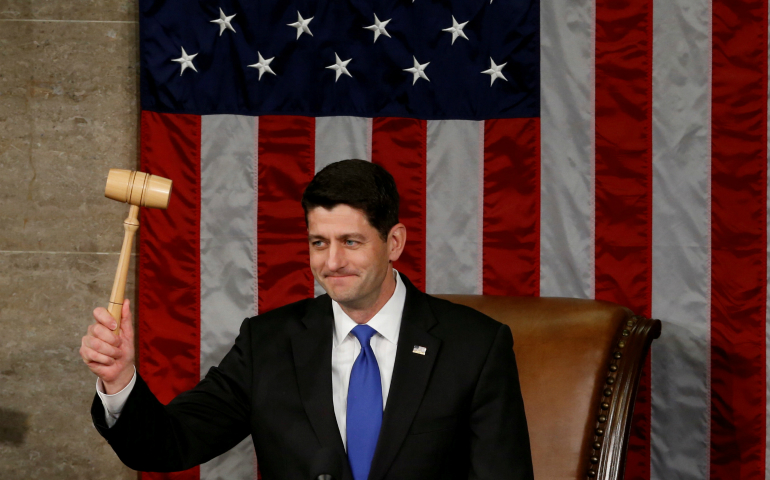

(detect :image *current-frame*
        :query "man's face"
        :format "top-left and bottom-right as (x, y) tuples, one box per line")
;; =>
(308, 205), (401, 311)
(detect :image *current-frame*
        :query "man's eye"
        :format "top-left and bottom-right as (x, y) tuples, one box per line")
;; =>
(311, 241), (325, 248)
(345, 240), (358, 246)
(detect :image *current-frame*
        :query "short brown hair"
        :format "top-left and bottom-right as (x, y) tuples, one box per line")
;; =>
(301, 159), (400, 240)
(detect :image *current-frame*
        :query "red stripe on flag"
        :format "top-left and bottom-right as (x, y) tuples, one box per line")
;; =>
(138, 111), (201, 480)
(594, 0), (654, 477)
(372, 117), (427, 291)
(482, 118), (540, 297)
(257, 115), (315, 313)
(710, 0), (768, 475)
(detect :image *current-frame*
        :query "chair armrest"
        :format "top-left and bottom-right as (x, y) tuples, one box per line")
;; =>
(588, 315), (661, 480)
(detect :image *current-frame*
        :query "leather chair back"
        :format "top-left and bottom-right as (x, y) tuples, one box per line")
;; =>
(435, 295), (661, 480)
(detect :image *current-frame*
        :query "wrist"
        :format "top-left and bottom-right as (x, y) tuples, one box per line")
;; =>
(103, 365), (135, 395)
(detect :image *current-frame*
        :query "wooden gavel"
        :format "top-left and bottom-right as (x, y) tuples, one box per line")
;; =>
(104, 169), (172, 334)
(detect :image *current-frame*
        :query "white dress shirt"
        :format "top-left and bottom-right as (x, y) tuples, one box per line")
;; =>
(96, 366), (136, 428)
(331, 270), (405, 449)
(97, 270), (407, 449)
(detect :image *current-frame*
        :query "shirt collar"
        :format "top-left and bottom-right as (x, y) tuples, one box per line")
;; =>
(332, 269), (406, 347)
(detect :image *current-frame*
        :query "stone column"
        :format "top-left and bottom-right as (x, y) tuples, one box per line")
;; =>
(0, 1), (140, 478)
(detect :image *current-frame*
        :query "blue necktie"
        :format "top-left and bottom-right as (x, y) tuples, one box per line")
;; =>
(346, 324), (383, 480)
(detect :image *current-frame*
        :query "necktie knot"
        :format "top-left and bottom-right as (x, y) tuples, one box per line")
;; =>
(351, 324), (377, 346)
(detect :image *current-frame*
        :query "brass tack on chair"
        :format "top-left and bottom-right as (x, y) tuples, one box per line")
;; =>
(606, 376), (615, 385)
(598, 415), (607, 423)
(601, 402), (609, 410)
(590, 456), (599, 464)
(595, 428), (604, 436)
(627, 319), (635, 327)
(618, 341), (626, 348)
(622, 329), (630, 336)
(613, 351), (622, 359)
(593, 442), (602, 450)
(587, 469), (597, 478)
(603, 388), (613, 397)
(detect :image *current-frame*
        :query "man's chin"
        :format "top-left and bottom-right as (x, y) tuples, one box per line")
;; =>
(323, 275), (355, 289)
(325, 288), (353, 303)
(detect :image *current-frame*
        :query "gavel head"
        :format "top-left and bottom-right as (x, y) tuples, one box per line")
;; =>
(105, 169), (172, 209)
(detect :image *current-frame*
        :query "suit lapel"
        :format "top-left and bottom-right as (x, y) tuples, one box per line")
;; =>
(291, 295), (347, 461)
(369, 275), (441, 480)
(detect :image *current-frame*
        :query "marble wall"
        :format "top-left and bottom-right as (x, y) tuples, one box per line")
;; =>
(1, 1), (139, 478)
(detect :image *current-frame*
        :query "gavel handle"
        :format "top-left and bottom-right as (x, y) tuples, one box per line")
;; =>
(108, 204), (140, 335)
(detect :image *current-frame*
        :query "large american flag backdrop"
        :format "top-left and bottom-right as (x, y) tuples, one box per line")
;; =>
(134, 0), (768, 478)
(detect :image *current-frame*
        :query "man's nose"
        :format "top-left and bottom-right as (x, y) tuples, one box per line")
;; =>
(326, 242), (346, 271)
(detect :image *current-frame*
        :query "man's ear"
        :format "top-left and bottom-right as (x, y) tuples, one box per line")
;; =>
(387, 223), (407, 263)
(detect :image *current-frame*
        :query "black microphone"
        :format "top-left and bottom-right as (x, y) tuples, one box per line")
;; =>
(310, 447), (343, 480)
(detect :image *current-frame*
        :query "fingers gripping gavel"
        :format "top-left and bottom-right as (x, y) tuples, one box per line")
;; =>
(104, 169), (172, 334)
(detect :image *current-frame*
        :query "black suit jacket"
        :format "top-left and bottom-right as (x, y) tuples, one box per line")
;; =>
(93, 274), (534, 480)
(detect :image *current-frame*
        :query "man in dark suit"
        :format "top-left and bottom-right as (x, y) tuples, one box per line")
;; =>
(80, 160), (534, 480)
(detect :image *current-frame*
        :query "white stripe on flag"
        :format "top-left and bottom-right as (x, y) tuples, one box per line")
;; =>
(425, 120), (483, 294)
(650, 1), (712, 477)
(316, 116), (372, 167)
(314, 117), (373, 297)
(200, 114), (257, 480)
(539, 0), (595, 298)
(200, 114), (257, 374)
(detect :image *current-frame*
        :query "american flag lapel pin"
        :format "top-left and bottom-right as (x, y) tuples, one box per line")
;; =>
(412, 345), (427, 355)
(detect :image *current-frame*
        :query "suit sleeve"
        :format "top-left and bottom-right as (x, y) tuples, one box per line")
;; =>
(468, 324), (534, 480)
(91, 317), (254, 472)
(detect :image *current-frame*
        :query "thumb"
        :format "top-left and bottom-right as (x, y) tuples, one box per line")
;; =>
(121, 299), (135, 340)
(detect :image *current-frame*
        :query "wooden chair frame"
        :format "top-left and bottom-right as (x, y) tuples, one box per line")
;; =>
(435, 295), (661, 480)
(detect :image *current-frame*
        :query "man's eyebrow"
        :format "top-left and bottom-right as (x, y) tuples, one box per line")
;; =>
(308, 233), (366, 241)
(337, 233), (366, 241)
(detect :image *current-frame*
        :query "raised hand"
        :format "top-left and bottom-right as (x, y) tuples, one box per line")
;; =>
(80, 299), (136, 394)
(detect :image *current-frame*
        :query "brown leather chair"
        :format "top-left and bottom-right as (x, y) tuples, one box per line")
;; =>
(435, 295), (661, 480)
